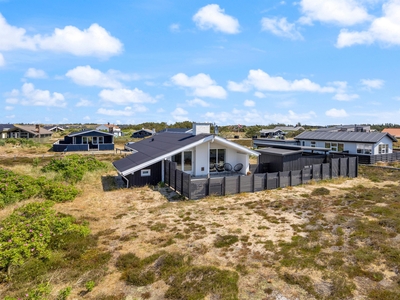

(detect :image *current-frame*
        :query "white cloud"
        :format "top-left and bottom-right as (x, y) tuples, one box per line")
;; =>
(170, 23), (180, 32)
(299, 0), (371, 26)
(0, 14), (123, 58)
(66, 66), (129, 88)
(0, 13), (36, 51)
(171, 107), (189, 121)
(264, 110), (317, 124)
(5, 106), (13, 110)
(337, 0), (400, 47)
(6, 83), (66, 107)
(325, 108), (349, 117)
(254, 91), (266, 98)
(0, 53), (4, 66)
(186, 98), (210, 107)
(97, 107), (134, 117)
(227, 80), (250, 92)
(193, 4), (240, 34)
(99, 88), (157, 105)
(244, 99), (255, 107)
(83, 116), (91, 120)
(261, 17), (303, 40)
(171, 73), (227, 99)
(76, 98), (92, 107)
(360, 78), (384, 89)
(24, 68), (47, 79)
(6, 114), (15, 119)
(333, 93), (359, 101)
(229, 69), (335, 93)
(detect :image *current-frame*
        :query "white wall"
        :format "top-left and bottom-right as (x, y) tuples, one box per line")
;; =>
(193, 123), (210, 135)
(194, 142), (209, 176)
(373, 135), (393, 154)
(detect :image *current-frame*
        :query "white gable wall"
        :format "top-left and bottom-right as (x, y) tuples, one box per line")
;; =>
(194, 142), (209, 176)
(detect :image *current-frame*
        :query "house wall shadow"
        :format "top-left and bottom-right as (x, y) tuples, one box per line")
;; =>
(101, 175), (125, 191)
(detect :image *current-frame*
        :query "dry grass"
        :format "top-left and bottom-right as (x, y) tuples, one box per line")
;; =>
(2, 151), (400, 299)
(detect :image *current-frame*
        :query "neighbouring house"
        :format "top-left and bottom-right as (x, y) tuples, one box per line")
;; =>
(0, 124), (16, 139)
(96, 123), (122, 137)
(260, 126), (304, 138)
(315, 124), (370, 133)
(382, 128), (400, 139)
(158, 128), (193, 134)
(131, 128), (154, 139)
(6, 124), (52, 141)
(294, 131), (397, 155)
(53, 130), (114, 152)
(44, 125), (65, 132)
(113, 123), (260, 187)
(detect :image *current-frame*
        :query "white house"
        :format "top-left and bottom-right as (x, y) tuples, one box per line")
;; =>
(295, 131), (397, 155)
(96, 123), (122, 137)
(113, 123), (260, 187)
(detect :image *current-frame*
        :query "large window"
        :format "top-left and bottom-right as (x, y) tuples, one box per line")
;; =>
(210, 149), (225, 166)
(183, 151), (192, 171)
(171, 151), (192, 172)
(325, 142), (344, 152)
(311, 141), (316, 147)
(93, 136), (104, 144)
(379, 144), (388, 154)
(357, 144), (372, 154)
(171, 153), (182, 170)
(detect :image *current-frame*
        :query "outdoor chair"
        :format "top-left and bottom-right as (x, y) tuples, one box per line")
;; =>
(216, 163), (225, 172)
(210, 163), (217, 172)
(233, 163), (243, 173)
(223, 163), (233, 172)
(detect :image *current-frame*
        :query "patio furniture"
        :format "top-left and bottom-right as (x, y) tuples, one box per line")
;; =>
(216, 163), (225, 172)
(233, 163), (243, 173)
(223, 163), (233, 172)
(210, 163), (217, 172)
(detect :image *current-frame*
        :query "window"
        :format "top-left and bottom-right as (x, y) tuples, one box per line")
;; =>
(311, 141), (316, 147)
(325, 142), (331, 149)
(357, 144), (372, 154)
(141, 169), (151, 177)
(210, 149), (225, 166)
(183, 151), (192, 171)
(379, 144), (388, 154)
(171, 153), (182, 170)
(331, 143), (338, 152)
(338, 143), (344, 152)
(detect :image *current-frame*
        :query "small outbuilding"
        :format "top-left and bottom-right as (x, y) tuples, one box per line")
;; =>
(131, 128), (154, 138)
(53, 130), (114, 152)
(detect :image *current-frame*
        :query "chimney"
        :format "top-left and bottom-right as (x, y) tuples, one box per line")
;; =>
(192, 122), (210, 135)
(35, 124), (40, 132)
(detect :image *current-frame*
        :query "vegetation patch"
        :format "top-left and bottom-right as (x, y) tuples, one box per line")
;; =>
(214, 235), (239, 248)
(0, 168), (79, 207)
(116, 252), (239, 299)
(41, 154), (108, 183)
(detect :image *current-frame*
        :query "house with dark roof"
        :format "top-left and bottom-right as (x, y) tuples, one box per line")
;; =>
(53, 130), (114, 152)
(44, 125), (65, 132)
(6, 125), (52, 141)
(158, 128), (193, 134)
(0, 124), (16, 139)
(113, 123), (260, 187)
(96, 123), (122, 137)
(294, 131), (397, 155)
(131, 128), (154, 139)
(315, 125), (370, 133)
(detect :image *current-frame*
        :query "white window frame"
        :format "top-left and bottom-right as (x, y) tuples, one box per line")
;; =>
(141, 169), (151, 177)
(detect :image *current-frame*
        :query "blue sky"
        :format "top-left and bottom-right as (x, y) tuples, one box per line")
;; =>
(0, 0), (399, 126)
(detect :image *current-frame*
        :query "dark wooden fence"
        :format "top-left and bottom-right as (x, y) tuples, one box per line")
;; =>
(331, 152), (400, 165)
(164, 157), (358, 200)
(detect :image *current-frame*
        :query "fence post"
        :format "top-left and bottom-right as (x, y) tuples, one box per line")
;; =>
(174, 169), (177, 191)
(207, 177), (210, 196)
(252, 174), (255, 192)
(188, 174), (191, 199)
(265, 173), (268, 190)
(181, 172), (184, 194)
(301, 169), (304, 185)
(238, 175), (241, 194)
(223, 176), (226, 196)
(278, 172), (281, 188)
(289, 171), (292, 187)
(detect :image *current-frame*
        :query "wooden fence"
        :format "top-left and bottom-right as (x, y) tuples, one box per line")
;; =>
(164, 157), (357, 200)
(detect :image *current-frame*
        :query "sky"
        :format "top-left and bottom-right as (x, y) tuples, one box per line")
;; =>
(0, 0), (400, 126)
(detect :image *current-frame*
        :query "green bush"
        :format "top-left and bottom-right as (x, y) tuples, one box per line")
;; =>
(311, 187), (330, 196)
(42, 154), (107, 183)
(0, 168), (79, 207)
(0, 202), (90, 273)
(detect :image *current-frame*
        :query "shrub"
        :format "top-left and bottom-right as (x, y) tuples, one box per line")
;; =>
(0, 202), (90, 273)
(42, 155), (107, 183)
(311, 187), (330, 196)
(213, 235), (239, 248)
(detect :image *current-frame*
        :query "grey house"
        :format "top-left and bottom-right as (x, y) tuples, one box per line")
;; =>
(53, 130), (114, 152)
(294, 131), (397, 155)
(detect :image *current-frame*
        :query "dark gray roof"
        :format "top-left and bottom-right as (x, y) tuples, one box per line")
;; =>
(257, 148), (303, 156)
(0, 124), (15, 132)
(113, 132), (212, 174)
(295, 131), (397, 143)
(158, 128), (192, 133)
(68, 129), (114, 137)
